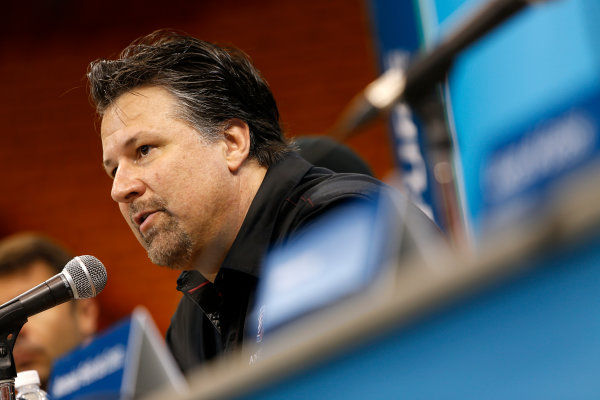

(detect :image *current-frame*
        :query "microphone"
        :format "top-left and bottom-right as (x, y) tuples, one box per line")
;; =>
(0, 255), (107, 329)
(329, 0), (553, 138)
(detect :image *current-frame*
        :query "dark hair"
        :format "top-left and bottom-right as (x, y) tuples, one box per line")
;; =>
(87, 29), (291, 166)
(0, 233), (73, 276)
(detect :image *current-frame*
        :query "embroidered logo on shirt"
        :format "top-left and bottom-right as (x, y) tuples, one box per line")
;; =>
(206, 312), (221, 332)
(249, 306), (265, 365)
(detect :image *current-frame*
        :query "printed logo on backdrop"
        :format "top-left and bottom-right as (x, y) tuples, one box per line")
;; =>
(385, 49), (435, 221)
(51, 344), (127, 398)
(481, 109), (599, 230)
(49, 317), (131, 400)
(368, 0), (439, 226)
(49, 307), (188, 400)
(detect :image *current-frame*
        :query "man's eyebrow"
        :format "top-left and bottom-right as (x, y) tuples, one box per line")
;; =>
(103, 136), (140, 169)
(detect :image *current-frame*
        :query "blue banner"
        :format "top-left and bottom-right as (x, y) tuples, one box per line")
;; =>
(48, 307), (186, 400)
(415, 0), (600, 239)
(370, 0), (600, 242)
(49, 317), (130, 399)
(367, 0), (440, 226)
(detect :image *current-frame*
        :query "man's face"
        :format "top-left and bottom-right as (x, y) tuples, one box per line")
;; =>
(0, 261), (91, 386)
(101, 86), (236, 269)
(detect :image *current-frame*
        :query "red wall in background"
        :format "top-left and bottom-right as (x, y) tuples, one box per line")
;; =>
(0, 0), (395, 335)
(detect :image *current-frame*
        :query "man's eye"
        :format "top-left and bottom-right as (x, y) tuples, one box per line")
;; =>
(139, 145), (151, 156)
(111, 167), (118, 178)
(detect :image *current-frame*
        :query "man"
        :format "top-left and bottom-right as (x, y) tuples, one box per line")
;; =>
(88, 30), (438, 373)
(0, 233), (99, 389)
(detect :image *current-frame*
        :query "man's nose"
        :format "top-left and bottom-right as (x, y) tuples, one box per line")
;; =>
(111, 165), (146, 203)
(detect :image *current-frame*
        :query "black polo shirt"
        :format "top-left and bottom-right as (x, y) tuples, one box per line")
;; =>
(166, 152), (389, 373)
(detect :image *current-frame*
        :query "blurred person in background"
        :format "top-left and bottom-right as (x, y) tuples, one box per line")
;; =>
(0, 233), (99, 389)
(295, 135), (374, 177)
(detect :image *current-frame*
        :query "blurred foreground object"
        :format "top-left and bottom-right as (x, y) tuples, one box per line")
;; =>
(49, 307), (187, 400)
(15, 370), (48, 400)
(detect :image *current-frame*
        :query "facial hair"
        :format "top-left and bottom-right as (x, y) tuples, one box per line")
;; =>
(129, 198), (193, 269)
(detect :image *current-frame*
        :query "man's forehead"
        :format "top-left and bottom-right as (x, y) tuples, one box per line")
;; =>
(100, 87), (177, 139)
(100, 95), (143, 136)
(0, 261), (55, 303)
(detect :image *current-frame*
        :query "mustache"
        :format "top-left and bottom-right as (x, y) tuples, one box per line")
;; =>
(128, 197), (169, 224)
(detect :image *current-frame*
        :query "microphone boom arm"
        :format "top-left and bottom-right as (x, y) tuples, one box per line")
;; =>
(330, 0), (547, 138)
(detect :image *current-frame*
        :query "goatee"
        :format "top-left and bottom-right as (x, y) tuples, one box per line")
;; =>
(129, 199), (193, 269)
(143, 215), (193, 269)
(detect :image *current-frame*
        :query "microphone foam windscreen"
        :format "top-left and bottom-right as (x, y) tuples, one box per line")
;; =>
(64, 255), (108, 299)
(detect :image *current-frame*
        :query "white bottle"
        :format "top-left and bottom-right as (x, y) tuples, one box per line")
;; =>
(14, 370), (49, 400)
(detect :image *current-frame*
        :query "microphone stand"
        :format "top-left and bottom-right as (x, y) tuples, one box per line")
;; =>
(410, 88), (466, 249)
(0, 321), (25, 400)
(0, 298), (28, 400)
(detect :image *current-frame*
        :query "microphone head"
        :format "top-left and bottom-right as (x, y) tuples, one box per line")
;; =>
(63, 256), (107, 299)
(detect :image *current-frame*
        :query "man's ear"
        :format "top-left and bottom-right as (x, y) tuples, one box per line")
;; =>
(223, 118), (251, 172)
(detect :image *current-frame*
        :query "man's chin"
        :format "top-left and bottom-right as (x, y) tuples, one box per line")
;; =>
(17, 360), (49, 382)
(146, 237), (192, 269)
(134, 219), (193, 268)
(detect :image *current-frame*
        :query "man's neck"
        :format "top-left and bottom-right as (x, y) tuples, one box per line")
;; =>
(194, 160), (268, 282)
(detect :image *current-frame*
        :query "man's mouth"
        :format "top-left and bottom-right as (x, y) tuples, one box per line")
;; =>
(134, 211), (154, 226)
(129, 199), (169, 235)
(132, 209), (163, 234)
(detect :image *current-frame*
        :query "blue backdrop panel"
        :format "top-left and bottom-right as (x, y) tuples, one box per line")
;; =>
(370, 0), (600, 241)
(416, 0), (600, 238)
(367, 0), (440, 225)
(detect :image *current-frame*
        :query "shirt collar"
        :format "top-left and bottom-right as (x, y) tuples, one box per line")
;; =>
(176, 152), (311, 291)
(220, 151), (312, 276)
